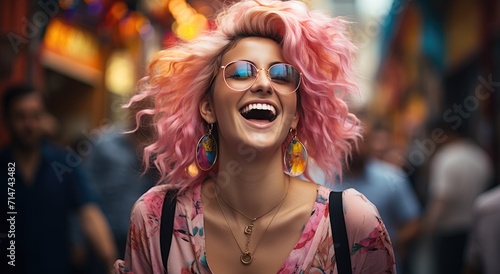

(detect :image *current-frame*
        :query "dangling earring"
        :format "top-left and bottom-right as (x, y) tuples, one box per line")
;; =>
(284, 128), (308, 177)
(196, 123), (218, 171)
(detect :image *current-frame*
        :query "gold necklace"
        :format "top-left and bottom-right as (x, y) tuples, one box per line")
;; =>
(214, 179), (289, 265)
(217, 180), (289, 233)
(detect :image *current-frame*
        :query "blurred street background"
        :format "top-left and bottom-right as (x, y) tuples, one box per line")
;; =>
(1, 0), (499, 273)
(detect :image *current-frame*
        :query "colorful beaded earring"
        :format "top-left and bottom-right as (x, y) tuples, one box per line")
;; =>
(283, 128), (308, 176)
(196, 123), (218, 171)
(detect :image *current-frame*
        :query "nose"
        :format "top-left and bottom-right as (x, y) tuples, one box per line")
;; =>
(251, 68), (273, 94)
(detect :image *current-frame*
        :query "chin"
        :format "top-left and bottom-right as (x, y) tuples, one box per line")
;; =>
(242, 136), (283, 152)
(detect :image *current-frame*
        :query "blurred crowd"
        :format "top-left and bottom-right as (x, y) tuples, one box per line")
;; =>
(0, 85), (155, 274)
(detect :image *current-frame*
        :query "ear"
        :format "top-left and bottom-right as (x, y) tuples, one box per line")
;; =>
(291, 111), (299, 129)
(199, 95), (217, 124)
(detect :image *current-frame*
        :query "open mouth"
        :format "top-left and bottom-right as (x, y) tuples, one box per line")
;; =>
(240, 103), (277, 122)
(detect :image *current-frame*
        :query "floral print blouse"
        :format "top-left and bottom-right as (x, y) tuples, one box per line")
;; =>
(114, 183), (396, 273)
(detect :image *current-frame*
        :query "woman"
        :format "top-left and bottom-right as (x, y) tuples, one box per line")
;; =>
(115, 0), (395, 273)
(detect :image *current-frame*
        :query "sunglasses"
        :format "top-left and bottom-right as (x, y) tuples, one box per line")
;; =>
(218, 60), (302, 94)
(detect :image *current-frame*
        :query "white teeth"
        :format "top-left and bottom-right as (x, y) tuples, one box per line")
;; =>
(241, 103), (276, 116)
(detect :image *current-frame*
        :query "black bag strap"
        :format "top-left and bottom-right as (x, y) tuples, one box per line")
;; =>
(160, 189), (178, 274)
(330, 191), (352, 274)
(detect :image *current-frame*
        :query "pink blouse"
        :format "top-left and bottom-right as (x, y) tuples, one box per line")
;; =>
(115, 184), (396, 273)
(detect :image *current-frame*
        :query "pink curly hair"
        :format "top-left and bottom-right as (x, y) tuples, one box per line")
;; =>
(130, 0), (360, 192)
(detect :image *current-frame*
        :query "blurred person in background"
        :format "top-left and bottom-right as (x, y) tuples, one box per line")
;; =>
(369, 123), (410, 169)
(0, 85), (117, 274)
(422, 121), (493, 274)
(332, 125), (422, 274)
(464, 185), (500, 274)
(72, 99), (156, 273)
(368, 123), (392, 161)
(85, 99), (156, 259)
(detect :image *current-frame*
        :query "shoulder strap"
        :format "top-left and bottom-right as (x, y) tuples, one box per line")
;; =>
(330, 191), (352, 274)
(160, 188), (178, 274)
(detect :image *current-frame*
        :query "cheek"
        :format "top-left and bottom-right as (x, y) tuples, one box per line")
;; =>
(212, 87), (240, 113)
(282, 96), (298, 116)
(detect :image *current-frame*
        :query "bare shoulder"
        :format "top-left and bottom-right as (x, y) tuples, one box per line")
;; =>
(290, 177), (319, 194)
(285, 177), (321, 212)
(273, 178), (321, 238)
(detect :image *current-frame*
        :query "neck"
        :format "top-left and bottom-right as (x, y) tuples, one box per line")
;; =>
(212, 147), (289, 218)
(12, 143), (40, 159)
(12, 143), (41, 186)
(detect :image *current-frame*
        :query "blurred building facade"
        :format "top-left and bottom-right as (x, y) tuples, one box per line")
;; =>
(0, 0), (220, 146)
(371, 0), (500, 201)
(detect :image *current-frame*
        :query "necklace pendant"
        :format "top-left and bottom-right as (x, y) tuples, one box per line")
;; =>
(240, 251), (253, 265)
(244, 224), (254, 235)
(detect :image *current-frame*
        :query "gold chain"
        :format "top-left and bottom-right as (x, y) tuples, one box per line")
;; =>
(216, 180), (289, 222)
(214, 177), (289, 265)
